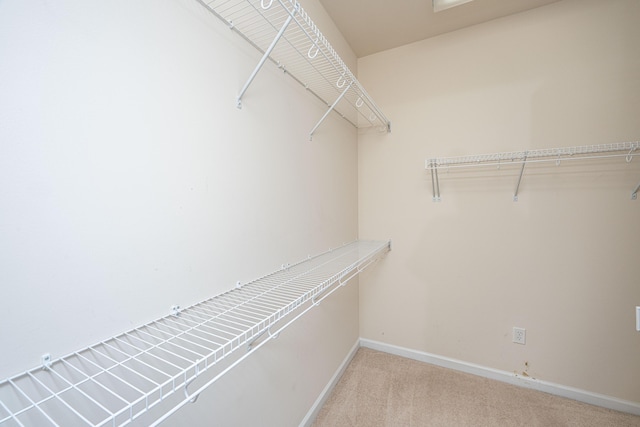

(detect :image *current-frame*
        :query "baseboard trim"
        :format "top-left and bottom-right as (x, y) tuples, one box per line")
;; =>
(299, 338), (361, 427)
(360, 338), (640, 416)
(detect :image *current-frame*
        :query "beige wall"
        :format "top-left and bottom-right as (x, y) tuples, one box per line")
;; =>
(358, 0), (640, 403)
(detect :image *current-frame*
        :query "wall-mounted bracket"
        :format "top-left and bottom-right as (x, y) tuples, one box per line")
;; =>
(429, 160), (441, 202)
(41, 353), (52, 370)
(171, 305), (181, 317)
(513, 152), (528, 202)
(236, 6), (297, 109)
(309, 81), (352, 140)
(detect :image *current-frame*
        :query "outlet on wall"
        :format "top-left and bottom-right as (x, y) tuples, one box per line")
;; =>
(513, 327), (526, 345)
(636, 307), (640, 332)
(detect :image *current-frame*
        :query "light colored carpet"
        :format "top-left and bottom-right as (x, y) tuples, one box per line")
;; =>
(312, 347), (640, 427)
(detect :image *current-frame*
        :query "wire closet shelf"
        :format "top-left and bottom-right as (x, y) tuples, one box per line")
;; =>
(196, 0), (391, 139)
(426, 141), (640, 201)
(0, 240), (391, 427)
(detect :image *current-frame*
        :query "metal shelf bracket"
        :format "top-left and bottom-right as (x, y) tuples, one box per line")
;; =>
(429, 159), (441, 202)
(309, 81), (352, 140)
(513, 151), (528, 202)
(236, 3), (298, 109)
(41, 354), (52, 370)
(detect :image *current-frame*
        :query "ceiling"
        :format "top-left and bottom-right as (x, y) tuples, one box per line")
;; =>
(318, 0), (562, 57)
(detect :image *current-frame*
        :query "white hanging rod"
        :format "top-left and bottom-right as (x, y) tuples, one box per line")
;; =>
(0, 240), (390, 427)
(196, 0), (391, 136)
(427, 141), (638, 169)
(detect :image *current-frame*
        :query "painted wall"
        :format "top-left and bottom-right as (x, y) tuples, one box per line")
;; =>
(0, 0), (359, 425)
(358, 0), (640, 403)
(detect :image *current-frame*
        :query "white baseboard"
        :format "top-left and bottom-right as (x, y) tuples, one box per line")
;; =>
(299, 339), (360, 427)
(360, 338), (640, 416)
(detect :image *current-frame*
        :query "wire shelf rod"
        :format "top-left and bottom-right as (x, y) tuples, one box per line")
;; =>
(429, 152), (635, 171)
(79, 349), (159, 397)
(143, 323), (224, 353)
(28, 369), (106, 425)
(144, 327), (216, 358)
(7, 379), (61, 427)
(188, 306), (265, 327)
(197, 310), (264, 335)
(195, 0), (390, 132)
(247, 281), (309, 296)
(204, 299), (277, 316)
(425, 142), (639, 202)
(0, 240), (390, 426)
(169, 315), (238, 338)
(0, 400), (23, 427)
(110, 337), (186, 378)
(39, 366), (116, 424)
(143, 324), (220, 356)
(236, 2), (296, 108)
(157, 308), (318, 426)
(221, 28), (360, 129)
(174, 310), (255, 331)
(57, 356), (135, 410)
(41, 360), (130, 423)
(427, 141), (639, 169)
(213, 292), (283, 311)
(148, 247), (379, 427)
(286, 14), (350, 86)
(131, 329), (206, 365)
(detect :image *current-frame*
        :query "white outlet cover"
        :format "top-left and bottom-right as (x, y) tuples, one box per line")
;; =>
(513, 327), (526, 345)
(636, 306), (640, 331)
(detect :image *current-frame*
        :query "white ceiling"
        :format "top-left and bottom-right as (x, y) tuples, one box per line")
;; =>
(318, 0), (562, 57)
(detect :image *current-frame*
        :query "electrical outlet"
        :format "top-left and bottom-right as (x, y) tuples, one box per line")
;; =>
(636, 307), (640, 332)
(513, 327), (526, 345)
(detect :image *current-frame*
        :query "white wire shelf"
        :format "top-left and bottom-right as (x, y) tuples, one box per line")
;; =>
(425, 141), (640, 201)
(196, 0), (391, 139)
(0, 240), (391, 427)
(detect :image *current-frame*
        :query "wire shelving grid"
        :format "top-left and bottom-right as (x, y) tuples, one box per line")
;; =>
(425, 141), (640, 201)
(196, 0), (391, 138)
(0, 240), (391, 427)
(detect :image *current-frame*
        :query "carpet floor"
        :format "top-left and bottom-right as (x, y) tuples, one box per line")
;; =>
(311, 347), (640, 427)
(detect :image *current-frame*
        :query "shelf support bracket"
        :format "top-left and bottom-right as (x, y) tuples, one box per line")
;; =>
(430, 161), (441, 202)
(513, 152), (528, 202)
(236, 8), (297, 109)
(632, 181), (640, 200)
(309, 82), (352, 140)
(42, 353), (52, 370)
